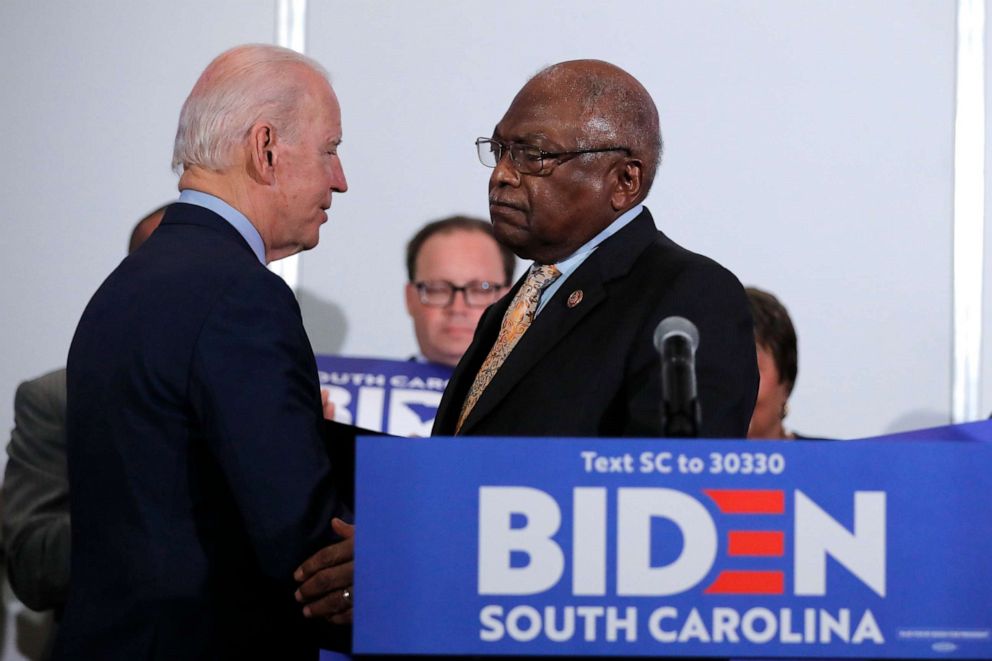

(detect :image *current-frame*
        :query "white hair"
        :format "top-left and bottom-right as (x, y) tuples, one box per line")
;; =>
(171, 44), (330, 174)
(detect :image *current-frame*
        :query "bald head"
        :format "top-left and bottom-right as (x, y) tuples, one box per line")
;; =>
(523, 60), (662, 202)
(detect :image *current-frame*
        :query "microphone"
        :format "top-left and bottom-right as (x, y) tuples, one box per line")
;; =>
(653, 316), (701, 438)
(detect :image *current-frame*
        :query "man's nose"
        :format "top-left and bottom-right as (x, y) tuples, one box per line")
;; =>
(491, 151), (521, 187)
(331, 159), (348, 193)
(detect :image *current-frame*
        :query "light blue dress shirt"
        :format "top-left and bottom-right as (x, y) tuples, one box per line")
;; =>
(534, 203), (644, 314)
(178, 189), (267, 265)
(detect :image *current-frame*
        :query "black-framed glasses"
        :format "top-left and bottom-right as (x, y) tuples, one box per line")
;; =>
(414, 280), (506, 307)
(476, 137), (630, 175)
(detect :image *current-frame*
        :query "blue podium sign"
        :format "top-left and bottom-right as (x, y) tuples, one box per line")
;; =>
(353, 429), (992, 658)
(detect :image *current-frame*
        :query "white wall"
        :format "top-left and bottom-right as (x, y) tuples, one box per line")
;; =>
(0, 1), (975, 461)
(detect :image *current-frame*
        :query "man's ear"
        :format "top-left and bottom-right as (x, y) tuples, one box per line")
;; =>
(248, 122), (277, 184)
(610, 158), (644, 210)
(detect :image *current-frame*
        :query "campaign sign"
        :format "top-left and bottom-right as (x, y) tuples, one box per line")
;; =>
(315, 355), (452, 437)
(353, 430), (992, 658)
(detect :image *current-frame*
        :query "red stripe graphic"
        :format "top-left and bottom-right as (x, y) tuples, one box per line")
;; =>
(705, 570), (784, 594)
(727, 530), (784, 556)
(704, 489), (784, 514)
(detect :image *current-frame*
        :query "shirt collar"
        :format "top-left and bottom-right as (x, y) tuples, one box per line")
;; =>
(178, 189), (267, 265)
(528, 204), (645, 316)
(553, 203), (643, 276)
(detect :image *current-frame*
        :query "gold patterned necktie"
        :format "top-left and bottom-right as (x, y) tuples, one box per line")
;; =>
(455, 264), (561, 433)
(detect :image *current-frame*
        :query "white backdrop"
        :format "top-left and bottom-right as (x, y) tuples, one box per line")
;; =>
(0, 2), (981, 457)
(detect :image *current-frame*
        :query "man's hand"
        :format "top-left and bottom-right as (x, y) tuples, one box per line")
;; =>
(320, 388), (336, 421)
(295, 518), (354, 624)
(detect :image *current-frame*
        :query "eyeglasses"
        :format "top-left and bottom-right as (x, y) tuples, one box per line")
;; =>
(414, 280), (506, 307)
(476, 137), (631, 175)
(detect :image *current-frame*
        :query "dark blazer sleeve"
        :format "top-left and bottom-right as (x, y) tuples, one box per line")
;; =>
(2, 369), (71, 611)
(188, 269), (343, 583)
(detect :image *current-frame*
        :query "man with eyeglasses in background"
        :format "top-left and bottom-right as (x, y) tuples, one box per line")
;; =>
(404, 216), (516, 367)
(431, 59), (759, 439)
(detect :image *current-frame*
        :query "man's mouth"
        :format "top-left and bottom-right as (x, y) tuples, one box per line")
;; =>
(489, 198), (526, 213)
(443, 325), (475, 336)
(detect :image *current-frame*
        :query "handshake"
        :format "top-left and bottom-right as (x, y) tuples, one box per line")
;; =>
(295, 517), (355, 625)
(291, 390), (356, 625)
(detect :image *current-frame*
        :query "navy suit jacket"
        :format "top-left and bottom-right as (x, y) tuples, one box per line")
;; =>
(433, 208), (758, 438)
(57, 203), (347, 659)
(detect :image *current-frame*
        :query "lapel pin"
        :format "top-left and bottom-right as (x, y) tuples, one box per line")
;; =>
(567, 290), (584, 308)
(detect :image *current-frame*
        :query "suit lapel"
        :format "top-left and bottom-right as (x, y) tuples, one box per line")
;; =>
(457, 208), (661, 434)
(457, 264), (607, 432)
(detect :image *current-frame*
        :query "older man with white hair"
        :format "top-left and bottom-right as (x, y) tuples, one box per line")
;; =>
(56, 44), (352, 659)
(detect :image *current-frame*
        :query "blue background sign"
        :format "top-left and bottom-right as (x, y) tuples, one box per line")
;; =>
(316, 355), (451, 436)
(354, 428), (992, 658)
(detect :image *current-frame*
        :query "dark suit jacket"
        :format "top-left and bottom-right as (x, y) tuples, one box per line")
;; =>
(57, 203), (347, 659)
(433, 208), (758, 438)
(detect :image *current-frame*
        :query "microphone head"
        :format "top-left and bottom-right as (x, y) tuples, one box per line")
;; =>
(653, 316), (699, 354)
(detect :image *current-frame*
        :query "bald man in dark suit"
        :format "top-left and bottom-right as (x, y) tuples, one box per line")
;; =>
(433, 60), (758, 439)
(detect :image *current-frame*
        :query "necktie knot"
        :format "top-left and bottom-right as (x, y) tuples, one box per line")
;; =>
(528, 264), (561, 292)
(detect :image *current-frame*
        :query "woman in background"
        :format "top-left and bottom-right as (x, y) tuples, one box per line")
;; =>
(745, 287), (804, 440)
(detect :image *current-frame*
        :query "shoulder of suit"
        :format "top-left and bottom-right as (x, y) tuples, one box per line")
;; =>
(156, 204), (261, 261)
(146, 212), (288, 297)
(203, 259), (301, 324)
(644, 229), (740, 276)
(238, 260), (297, 298)
(626, 234), (748, 314)
(637, 231), (722, 273)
